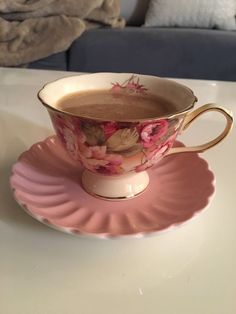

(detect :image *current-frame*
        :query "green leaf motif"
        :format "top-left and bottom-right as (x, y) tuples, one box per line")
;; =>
(106, 128), (139, 152)
(82, 124), (105, 146)
(120, 144), (143, 157)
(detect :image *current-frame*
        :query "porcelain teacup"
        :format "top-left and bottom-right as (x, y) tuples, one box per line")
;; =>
(38, 73), (233, 200)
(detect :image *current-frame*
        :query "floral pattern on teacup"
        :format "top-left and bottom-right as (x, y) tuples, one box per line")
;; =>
(111, 75), (148, 94)
(135, 132), (177, 172)
(49, 74), (184, 175)
(139, 120), (168, 148)
(50, 112), (182, 175)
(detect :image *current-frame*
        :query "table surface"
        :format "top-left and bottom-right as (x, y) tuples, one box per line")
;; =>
(0, 67), (235, 314)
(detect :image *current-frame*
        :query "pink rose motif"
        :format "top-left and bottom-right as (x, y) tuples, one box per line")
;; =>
(102, 122), (118, 139)
(111, 82), (123, 92)
(96, 164), (123, 175)
(81, 157), (108, 172)
(52, 114), (69, 144)
(52, 114), (88, 160)
(84, 153), (123, 175)
(126, 79), (147, 94)
(135, 145), (167, 172)
(95, 152), (124, 175)
(63, 127), (79, 159)
(111, 75), (148, 94)
(53, 114), (67, 129)
(140, 120), (168, 148)
(135, 131), (177, 172)
(77, 143), (124, 175)
(89, 145), (107, 159)
(104, 153), (123, 165)
(162, 132), (177, 151)
(78, 142), (92, 158)
(77, 129), (86, 144)
(58, 115), (75, 130)
(51, 113), (125, 175)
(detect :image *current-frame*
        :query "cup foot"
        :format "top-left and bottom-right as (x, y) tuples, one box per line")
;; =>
(81, 170), (150, 201)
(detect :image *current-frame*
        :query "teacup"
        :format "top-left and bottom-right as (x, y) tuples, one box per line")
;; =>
(38, 73), (233, 200)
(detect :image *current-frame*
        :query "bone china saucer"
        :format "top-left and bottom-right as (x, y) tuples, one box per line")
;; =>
(10, 136), (215, 239)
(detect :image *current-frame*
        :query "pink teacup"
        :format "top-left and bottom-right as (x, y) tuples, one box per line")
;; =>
(38, 73), (233, 200)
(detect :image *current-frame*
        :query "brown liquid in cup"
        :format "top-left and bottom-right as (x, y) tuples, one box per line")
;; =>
(57, 90), (177, 120)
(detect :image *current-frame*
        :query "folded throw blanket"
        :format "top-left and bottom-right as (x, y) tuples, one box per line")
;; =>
(0, 0), (124, 66)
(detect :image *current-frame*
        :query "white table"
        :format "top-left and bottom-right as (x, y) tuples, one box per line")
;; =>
(0, 68), (235, 314)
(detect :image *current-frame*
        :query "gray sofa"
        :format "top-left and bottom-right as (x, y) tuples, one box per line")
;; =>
(28, 1), (236, 81)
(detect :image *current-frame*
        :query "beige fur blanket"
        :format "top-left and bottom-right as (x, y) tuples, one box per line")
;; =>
(0, 0), (124, 66)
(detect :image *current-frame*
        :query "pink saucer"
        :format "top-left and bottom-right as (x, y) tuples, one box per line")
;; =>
(10, 136), (215, 239)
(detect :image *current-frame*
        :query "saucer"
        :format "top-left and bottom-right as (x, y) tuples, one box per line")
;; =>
(10, 136), (215, 239)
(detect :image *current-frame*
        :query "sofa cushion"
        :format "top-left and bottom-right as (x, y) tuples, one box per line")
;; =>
(68, 27), (236, 81)
(145, 0), (236, 30)
(28, 51), (67, 71)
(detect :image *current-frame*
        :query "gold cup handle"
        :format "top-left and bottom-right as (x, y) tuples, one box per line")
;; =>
(166, 104), (233, 155)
